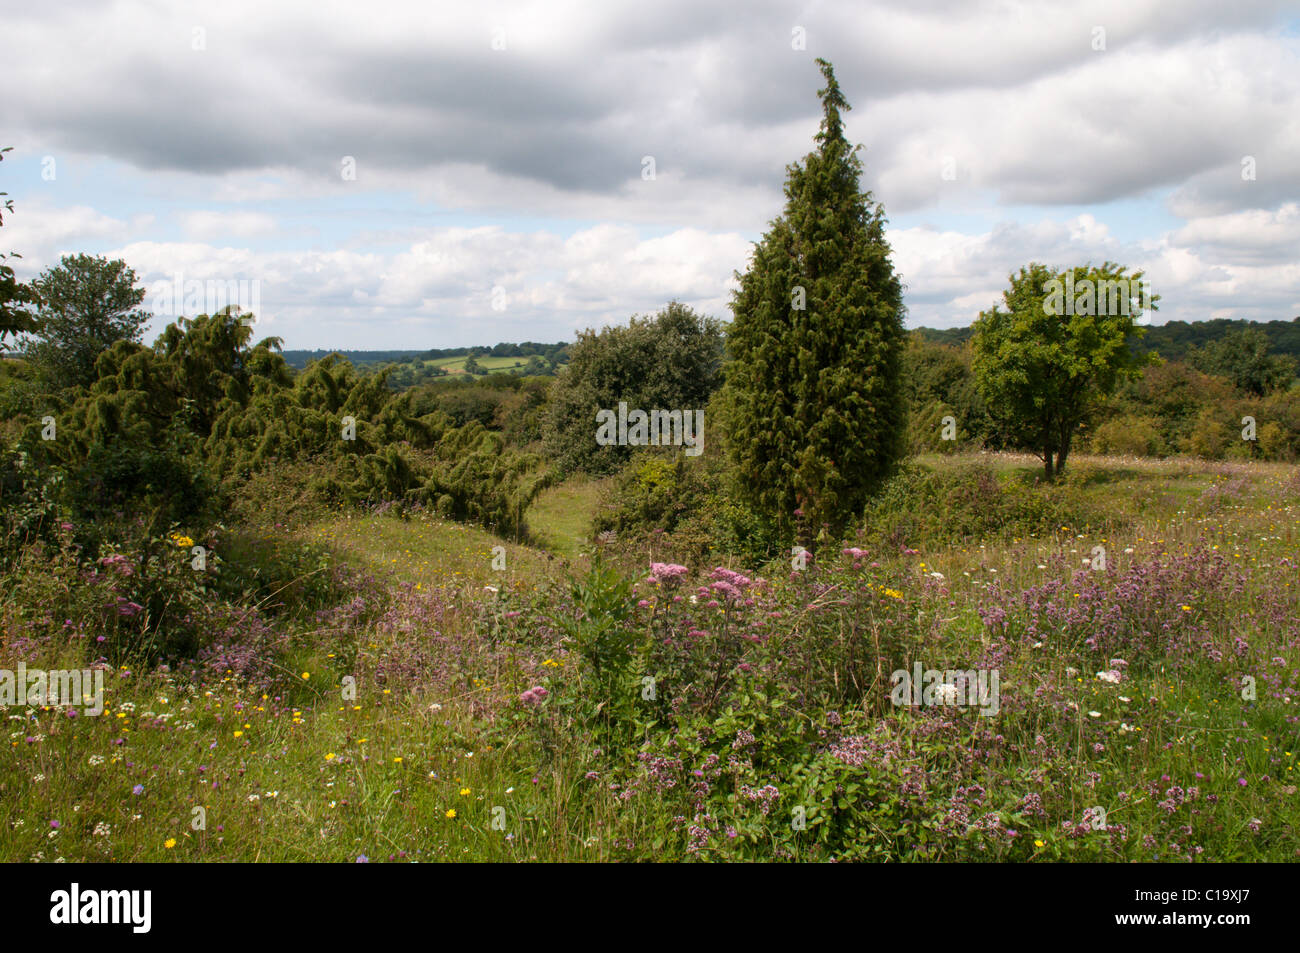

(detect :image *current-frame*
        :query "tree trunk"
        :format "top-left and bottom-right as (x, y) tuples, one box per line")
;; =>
(1043, 447), (1054, 481)
(1056, 429), (1072, 476)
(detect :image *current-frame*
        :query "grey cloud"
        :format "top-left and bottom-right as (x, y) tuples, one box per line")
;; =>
(10, 0), (1293, 210)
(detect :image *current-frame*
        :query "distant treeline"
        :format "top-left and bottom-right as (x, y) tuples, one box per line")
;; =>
(285, 319), (1300, 374)
(916, 316), (1300, 363)
(280, 341), (571, 370)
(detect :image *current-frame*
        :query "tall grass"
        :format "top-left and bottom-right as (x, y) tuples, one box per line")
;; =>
(3, 455), (1296, 861)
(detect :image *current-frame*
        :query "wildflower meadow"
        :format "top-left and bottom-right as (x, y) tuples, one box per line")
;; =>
(2, 454), (1296, 864)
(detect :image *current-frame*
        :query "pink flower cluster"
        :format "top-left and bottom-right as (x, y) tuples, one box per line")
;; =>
(98, 553), (134, 576)
(705, 567), (754, 604)
(842, 547), (870, 569)
(519, 686), (549, 706)
(648, 563), (690, 586)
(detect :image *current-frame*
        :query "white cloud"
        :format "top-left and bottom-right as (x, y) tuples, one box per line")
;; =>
(891, 211), (1300, 327)
(1, 201), (143, 263)
(1168, 203), (1300, 264)
(179, 210), (279, 240)
(96, 224), (751, 347)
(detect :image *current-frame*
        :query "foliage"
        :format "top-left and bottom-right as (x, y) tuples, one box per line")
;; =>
(0, 255), (37, 352)
(25, 254), (153, 391)
(1089, 414), (1164, 457)
(1186, 326), (1297, 397)
(591, 441), (784, 569)
(3, 454), (1299, 861)
(1138, 316), (1300, 365)
(972, 262), (1156, 479)
(0, 147), (39, 350)
(543, 301), (724, 475)
(854, 460), (1115, 550)
(6, 307), (551, 542)
(901, 337), (993, 453)
(916, 316), (1300, 368)
(721, 59), (906, 543)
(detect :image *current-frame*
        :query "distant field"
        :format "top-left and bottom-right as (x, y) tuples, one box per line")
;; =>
(426, 354), (539, 374)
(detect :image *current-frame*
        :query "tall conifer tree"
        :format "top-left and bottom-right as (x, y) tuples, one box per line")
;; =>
(722, 59), (905, 542)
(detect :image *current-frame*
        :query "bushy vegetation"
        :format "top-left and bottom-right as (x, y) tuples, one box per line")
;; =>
(4, 307), (552, 557)
(903, 331), (1300, 464)
(543, 301), (724, 476)
(590, 442), (785, 569)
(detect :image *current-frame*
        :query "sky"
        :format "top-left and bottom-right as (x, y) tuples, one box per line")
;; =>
(2, 0), (1298, 350)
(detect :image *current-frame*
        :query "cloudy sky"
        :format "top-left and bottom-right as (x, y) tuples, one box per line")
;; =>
(3, 0), (1298, 349)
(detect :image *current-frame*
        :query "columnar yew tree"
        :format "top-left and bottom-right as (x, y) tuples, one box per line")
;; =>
(971, 262), (1157, 480)
(721, 59), (905, 541)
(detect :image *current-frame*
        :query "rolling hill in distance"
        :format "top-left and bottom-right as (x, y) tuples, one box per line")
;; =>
(280, 317), (1300, 373)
